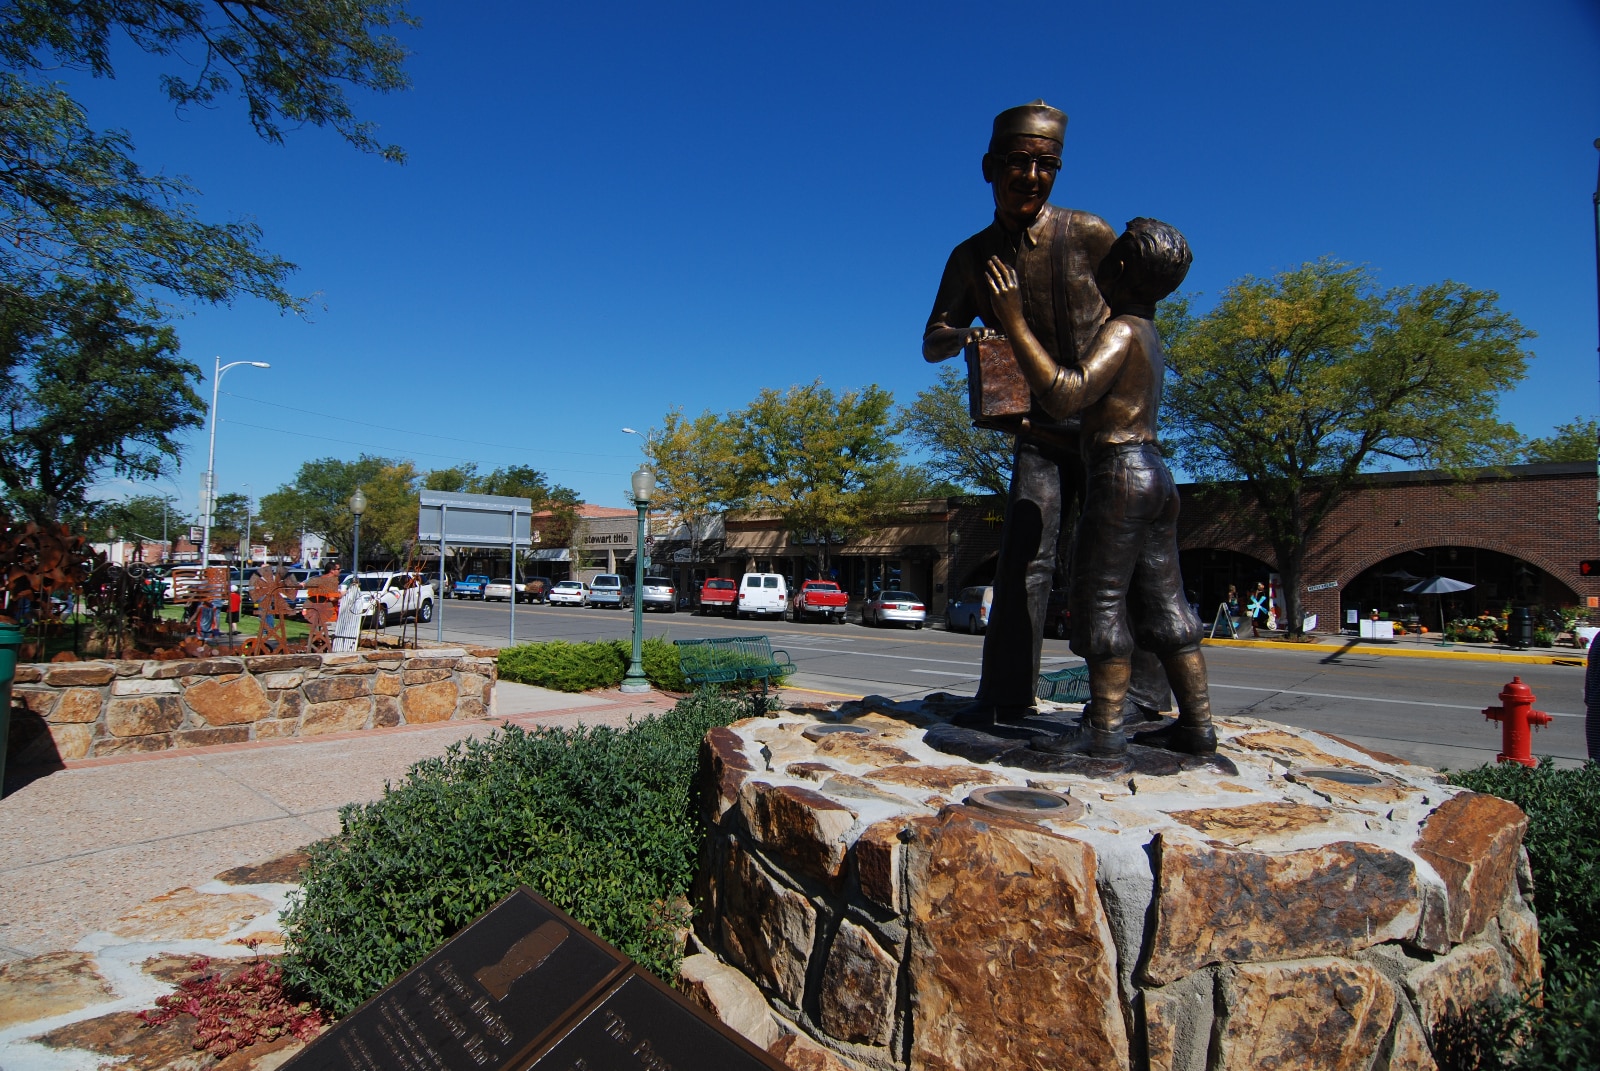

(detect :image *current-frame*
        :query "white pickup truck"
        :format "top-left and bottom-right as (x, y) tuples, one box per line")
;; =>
(351, 572), (436, 628)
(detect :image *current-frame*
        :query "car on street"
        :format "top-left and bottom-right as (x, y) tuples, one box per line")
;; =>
(548, 580), (588, 606)
(587, 573), (633, 609)
(946, 585), (994, 634)
(520, 577), (550, 603)
(789, 580), (849, 623)
(351, 571), (435, 628)
(861, 588), (927, 629)
(735, 573), (788, 619)
(483, 577), (516, 602)
(452, 574), (490, 600)
(641, 576), (676, 612)
(698, 577), (738, 615)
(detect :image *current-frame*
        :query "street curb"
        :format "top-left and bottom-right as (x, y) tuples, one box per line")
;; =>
(1202, 636), (1588, 667)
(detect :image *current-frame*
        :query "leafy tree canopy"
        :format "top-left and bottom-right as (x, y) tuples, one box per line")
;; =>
(1161, 258), (1530, 635)
(259, 454), (390, 570)
(902, 365), (1013, 497)
(75, 491), (184, 543)
(1522, 417), (1598, 464)
(0, 277), (204, 521)
(0, 0), (415, 308)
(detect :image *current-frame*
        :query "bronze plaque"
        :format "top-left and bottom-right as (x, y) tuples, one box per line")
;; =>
(964, 336), (1030, 425)
(283, 888), (786, 1071)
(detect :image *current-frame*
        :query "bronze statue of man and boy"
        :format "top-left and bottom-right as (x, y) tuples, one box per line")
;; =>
(923, 100), (1214, 758)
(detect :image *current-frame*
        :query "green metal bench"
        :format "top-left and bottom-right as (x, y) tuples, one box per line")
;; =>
(674, 635), (794, 695)
(1036, 664), (1090, 703)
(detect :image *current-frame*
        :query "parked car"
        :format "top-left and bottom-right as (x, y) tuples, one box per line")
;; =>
(946, 585), (994, 634)
(698, 577), (738, 615)
(520, 577), (550, 604)
(548, 580), (589, 606)
(861, 588), (926, 629)
(736, 573), (788, 619)
(351, 571), (435, 628)
(483, 577), (515, 602)
(641, 576), (676, 612)
(588, 573), (634, 609)
(452, 574), (490, 600)
(789, 580), (849, 623)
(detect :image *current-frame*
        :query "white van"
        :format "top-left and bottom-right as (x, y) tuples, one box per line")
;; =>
(736, 573), (788, 619)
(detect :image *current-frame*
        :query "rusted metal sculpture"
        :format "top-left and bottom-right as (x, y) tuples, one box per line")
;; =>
(301, 569), (341, 652)
(244, 565), (297, 655)
(0, 515), (93, 625)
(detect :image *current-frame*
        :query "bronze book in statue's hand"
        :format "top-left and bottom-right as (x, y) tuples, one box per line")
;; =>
(965, 336), (1031, 428)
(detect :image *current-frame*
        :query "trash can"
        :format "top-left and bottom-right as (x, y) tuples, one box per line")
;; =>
(1508, 606), (1533, 650)
(0, 622), (21, 792)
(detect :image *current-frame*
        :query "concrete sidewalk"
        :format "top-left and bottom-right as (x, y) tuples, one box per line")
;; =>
(1203, 631), (1592, 666)
(0, 682), (687, 963)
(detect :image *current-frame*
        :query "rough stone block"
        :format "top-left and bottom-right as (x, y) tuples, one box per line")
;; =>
(677, 952), (781, 1049)
(1145, 834), (1420, 984)
(16, 688), (58, 716)
(148, 657), (243, 679)
(374, 672), (402, 696)
(12, 665), (41, 683)
(457, 672), (489, 698)
(401, 657), (458, 673)
(260, 672), (304, 690)
(43, 663), (114, 686)
(323, 663), (377, 675)
(105, 696), (183, 737)
(1498, 896), (1542, 998)
(718, 841), (816, 1008)
(402, 668), (453, 685)
(854, 819), (904, 914)
(702, 727), (755, 822)
(242, 654), (321, 672)
(456, 697), (485, 719)
(905, 806), (1127, 1070)
(817, 919), (896, 1045)
(183, 674), (272, 726)
(1413, 792), (1528, 944)
(1215, 959), (1397, 1070)
(274, 690), (304, 720)
(739, 781), (856, 888)
(401, 679), (458, 723)
(176, 726), (250, 748)
(51, 688), (102, 724)
(1406, 941), (1511, 1036)
(255, 718), (299, 740)
(0, 951), (117, 1031)
(109, 679), (179, 696)
(1142, 971), (1215, 1071)
(372, 694), (400, 728)
(40, 722), (92, 760)
(303, 676), (372, 704)
(767, 1034), (854, 1071)
(96, 733), (172, 755)
(1385, 1006), (1441, 1071)
(301, 697), (372, 735)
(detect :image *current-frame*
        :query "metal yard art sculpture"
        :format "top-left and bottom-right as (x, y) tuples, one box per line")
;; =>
(244, 565), (297, 655)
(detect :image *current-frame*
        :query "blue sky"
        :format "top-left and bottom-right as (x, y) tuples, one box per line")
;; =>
(71, 0), (1600, 515)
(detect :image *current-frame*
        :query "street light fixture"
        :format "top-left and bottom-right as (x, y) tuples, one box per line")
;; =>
(349, 489), (367, 580)
(621, 465), (655, 694)
(199, 356), (270, 570)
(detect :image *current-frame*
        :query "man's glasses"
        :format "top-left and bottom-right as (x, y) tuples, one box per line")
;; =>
(1000, 150), (1062, 175)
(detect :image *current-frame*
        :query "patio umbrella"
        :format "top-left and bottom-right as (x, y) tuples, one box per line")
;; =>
(1404, 576), (1476, 639)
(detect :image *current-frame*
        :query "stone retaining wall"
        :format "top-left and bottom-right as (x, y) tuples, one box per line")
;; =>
(689, 700), (1540, 1071)
(9, 647), (497, 762)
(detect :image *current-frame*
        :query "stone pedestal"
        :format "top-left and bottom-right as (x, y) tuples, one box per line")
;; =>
(689, 697), (1538, 1071)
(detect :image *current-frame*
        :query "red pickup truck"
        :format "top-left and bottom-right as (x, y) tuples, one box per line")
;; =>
(698, 577), (738, 615)
(789, 580), (850, 623)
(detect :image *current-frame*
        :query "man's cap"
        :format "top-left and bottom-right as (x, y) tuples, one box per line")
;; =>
(992, 100), (1067, 144)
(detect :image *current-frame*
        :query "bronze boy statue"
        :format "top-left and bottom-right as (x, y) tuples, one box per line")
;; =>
(984, 218), (1215, 756)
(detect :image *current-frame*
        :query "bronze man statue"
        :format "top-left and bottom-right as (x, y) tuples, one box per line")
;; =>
(985, 218), (1215, 756)
(923, 100), (1172, 727)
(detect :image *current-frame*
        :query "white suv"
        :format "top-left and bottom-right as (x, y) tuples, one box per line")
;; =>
(351, 572), (436, 628)
(736, 572), (788, 619)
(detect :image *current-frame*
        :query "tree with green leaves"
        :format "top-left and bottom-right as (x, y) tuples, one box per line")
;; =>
(731, 380), (928, 577)
(647, 408), (742, 567)
(0, 0), (414, 310)
(422, 462), (580, 553)
(259, 455), (391, 571)
(77, 492), (185, 543)
(1522, 417), (1598, 464)
(0, 278), (204, 521)
(902, 365), (1013, 496)
(1161, 259), (1530, 637)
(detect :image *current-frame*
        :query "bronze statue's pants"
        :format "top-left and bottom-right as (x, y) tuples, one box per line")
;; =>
(1162, 644), (1213, 730)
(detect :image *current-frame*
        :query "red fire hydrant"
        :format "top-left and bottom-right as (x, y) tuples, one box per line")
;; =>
(1482, 677), (1552, 767)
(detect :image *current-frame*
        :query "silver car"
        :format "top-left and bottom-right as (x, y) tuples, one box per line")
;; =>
(587, 573), (633, 609)
(641, 576), (676, 612)
(862, 589), (927, 629)
(548, 580), (589, 606)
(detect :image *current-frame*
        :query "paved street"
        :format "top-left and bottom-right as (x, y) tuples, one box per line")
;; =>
(427, 597), (1589, 772)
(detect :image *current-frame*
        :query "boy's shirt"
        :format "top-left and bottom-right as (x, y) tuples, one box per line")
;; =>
(1036, 314), (1165, 451)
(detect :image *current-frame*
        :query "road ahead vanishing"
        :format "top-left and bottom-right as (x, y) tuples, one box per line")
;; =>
(431, 598), (1588, 772)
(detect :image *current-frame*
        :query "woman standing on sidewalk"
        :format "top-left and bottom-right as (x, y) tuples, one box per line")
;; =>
(1248, 583), (1269, 638)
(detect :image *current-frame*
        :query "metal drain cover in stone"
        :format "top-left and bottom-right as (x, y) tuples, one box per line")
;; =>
(1289, 767), (1394, 787)
(802, 723), (876, 741)
(965, 786), (1085, 822)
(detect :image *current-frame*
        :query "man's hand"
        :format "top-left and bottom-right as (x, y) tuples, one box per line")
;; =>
(984, 256), (1024, 329)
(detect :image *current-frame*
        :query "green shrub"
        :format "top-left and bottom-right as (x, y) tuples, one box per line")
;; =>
(1446, 760), (1600, 1067)
(496, 635), (686, 692)
(279, 690), (754, 1016)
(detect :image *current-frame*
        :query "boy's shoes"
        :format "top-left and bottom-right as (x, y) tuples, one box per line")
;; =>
(1134, 721), (1218, 755)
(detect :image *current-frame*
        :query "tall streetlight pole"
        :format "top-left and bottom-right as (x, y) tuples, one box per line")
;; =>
(199, 357), (270, 569)
(349, 489), (367, 581)
(621, 465), (655, 693)
(1592, 138), (1599, 528)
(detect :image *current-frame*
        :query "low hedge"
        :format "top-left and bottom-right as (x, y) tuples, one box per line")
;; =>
(496, 635), (687, 692)
(1442, 760), (1600, 1068)
(278, 690), (753, 1016)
